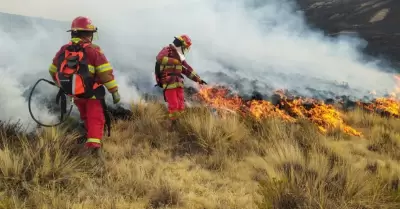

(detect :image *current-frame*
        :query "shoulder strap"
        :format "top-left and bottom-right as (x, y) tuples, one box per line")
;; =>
(167, 45), (174, 57)
(56, 42), (89, 73)
(65, 42), (90, 52)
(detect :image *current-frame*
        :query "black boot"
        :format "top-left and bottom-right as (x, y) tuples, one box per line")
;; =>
(168, 120), (177, 132)
(93, 147), (106, 165)
(77, 121), (87, 144)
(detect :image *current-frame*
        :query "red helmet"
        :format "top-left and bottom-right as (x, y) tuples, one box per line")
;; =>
(67, 16), (97, 32)
(175, 34), (192, 49)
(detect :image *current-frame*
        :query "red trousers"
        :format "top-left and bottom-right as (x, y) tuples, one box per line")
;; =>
(164, 88), (185, 120)
(74, 99), (105, 148)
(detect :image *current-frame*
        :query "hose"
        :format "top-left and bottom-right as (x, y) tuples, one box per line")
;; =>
(28, 78), (73, 127)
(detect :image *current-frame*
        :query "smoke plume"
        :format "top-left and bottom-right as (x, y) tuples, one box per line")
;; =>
(0, 0), (397, 130)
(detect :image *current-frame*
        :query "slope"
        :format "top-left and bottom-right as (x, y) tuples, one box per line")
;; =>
(2, 103), (400, 208)
(297, 0), (400, 68)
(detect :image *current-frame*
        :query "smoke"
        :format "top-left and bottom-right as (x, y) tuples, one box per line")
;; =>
(0, 0), (398, 129)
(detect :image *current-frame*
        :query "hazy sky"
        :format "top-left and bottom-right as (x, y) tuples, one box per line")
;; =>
(0, 0), (172, 20)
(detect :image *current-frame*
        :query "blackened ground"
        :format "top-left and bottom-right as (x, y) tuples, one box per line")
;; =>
(295, 0), (400, 69)
(108, 105), (133, 121)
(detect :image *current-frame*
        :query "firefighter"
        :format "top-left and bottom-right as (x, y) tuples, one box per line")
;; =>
(155, 34), (207, 129)
(48, 16), (121, 154)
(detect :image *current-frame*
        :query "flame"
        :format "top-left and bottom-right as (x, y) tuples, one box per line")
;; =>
(191, 74), (400, 137)
(195, 86), (362, 136)
(357, 98), (400, 117)
(306, 103), (362, 136)
(248, 100), (295, 122)
(356, 75), (400, 117)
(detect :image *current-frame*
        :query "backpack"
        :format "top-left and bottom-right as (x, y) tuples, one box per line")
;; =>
(55, 42), (100, 99)
(154, 61), (163, 88)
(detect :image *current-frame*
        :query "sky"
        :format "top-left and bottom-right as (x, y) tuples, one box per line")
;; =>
(0, 0), (182, 20)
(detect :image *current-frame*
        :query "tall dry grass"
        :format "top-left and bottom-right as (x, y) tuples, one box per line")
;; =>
(1, 103), (400, 209)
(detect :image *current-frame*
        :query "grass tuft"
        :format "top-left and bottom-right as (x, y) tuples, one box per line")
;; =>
(1, 105), (400, 208)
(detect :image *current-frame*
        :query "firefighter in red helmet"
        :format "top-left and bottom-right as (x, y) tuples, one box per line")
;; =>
(155, 34), (207, 129)
(48, 16), (121, 156)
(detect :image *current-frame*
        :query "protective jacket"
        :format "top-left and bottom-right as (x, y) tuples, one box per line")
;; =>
(155, 44), (201, 89)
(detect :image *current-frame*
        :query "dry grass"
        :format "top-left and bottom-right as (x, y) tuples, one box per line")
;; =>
(1, 103), (400, 209)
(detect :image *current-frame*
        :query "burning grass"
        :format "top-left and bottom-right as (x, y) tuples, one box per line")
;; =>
(1, 98), (400, 208)
(194, 85), (400, 137)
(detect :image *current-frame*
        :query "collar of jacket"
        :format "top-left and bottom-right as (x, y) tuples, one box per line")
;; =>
(168, 44), (177, 52)
(71, 37), (92, 44)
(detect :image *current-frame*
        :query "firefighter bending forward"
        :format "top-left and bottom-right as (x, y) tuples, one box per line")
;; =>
(48, 16), (121, 151)
(155, 35), (207, 128)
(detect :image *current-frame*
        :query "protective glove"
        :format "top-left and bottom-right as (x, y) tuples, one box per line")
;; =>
(112, 91), (121, 104)
(51, 79), (61, 88)
(199, 79), (207, 85)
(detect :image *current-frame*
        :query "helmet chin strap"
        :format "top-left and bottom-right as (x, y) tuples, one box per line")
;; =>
(182, 47), (189, 55)
(174, 45), (186, 61)
(91, 31), (99, 42)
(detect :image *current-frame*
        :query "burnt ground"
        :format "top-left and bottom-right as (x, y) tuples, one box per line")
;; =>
(295, 0), (400, 69)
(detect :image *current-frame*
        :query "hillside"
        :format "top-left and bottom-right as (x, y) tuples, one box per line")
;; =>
(2, 1), (400, 209)
(2, 101), (400, 208)
(297, 0), (400, 68)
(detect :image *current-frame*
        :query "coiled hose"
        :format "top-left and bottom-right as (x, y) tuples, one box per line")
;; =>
(28, 78), (73, 127)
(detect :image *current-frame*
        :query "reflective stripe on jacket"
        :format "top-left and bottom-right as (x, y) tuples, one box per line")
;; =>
(156, 44), (201, 89)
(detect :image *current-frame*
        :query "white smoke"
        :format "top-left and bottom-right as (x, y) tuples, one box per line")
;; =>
(0, 0), (397, 129)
